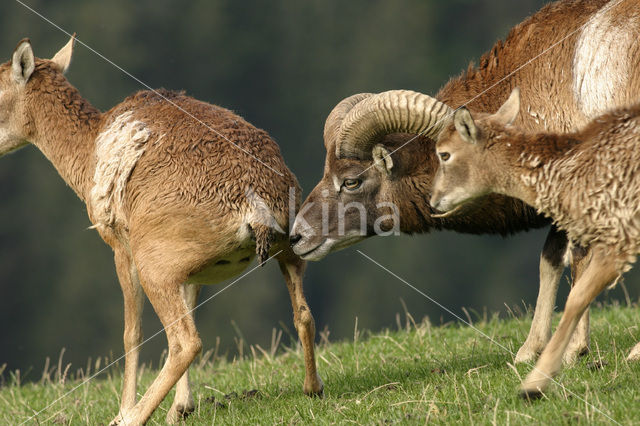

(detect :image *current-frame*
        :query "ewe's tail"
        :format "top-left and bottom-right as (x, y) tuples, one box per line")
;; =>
(245, 187), (283, 265)
(251, 224), (274, 265)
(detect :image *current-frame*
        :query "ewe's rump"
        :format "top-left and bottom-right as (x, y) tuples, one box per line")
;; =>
(96, 90), (298, 236)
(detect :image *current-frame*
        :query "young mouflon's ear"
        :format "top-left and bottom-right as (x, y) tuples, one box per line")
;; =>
(12, 38), (35, 85)
(453, 107), (479, 144)
(493, 87), (520, 126)
(372, 144), (393, 176)
(50, 33), (76, 74)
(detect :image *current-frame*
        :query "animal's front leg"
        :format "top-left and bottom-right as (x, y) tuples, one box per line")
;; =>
(563, 245), (593, 363)
(167, 283), (202, 424)
(110, 265), (202, 425)
(627, 341), (640, 361)
(114, 248), (144, 414)
(520, 248), (619, 398)
(278, 250), (323, 396)
(516, 226), (566, 363)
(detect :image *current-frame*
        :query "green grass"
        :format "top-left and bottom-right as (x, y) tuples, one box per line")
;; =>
(2, 304), (639, 425)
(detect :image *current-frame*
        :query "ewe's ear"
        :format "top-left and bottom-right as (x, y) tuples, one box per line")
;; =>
(50, 33), (76, 74)
(12, 39), (35, 85)
(493, 88), (520, 126)
(372, 144), (393, 176)
(453, 107), (478, 144)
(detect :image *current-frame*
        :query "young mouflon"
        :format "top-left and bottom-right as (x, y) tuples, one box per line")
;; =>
(431, 88), (640, 397)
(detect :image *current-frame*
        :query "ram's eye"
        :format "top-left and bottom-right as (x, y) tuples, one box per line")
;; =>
(439, 152), (451, 161)
(343, 178), (362, 190)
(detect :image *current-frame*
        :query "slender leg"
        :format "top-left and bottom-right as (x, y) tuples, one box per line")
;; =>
(114, 248), (144, 414)
(277, 248), (323, 396)
(110, 268), (202, 426)
(520, 248), (619, 397)
(515, 226), (567, 363)
(564, 245), (592, 363)
(627, 342), (640, 361)
(167, 284), (201, 423)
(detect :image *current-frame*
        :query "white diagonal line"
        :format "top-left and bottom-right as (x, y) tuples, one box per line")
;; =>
(356, 249), (620, 425)
(13, 0), (284, 177)
(357, 0), (625, 177)
(20, 250), (282, 425)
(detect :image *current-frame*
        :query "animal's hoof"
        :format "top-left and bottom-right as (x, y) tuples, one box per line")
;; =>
(109, 415), (124, 426)
(109, 410), (138, 426)
(626, 341), (640, 361)
(514, 347), (539, 364)
(519, 387), (544, 401)
(562, 346), (589, 365)
(166, 403), (195, 424)
(303, 374), (324, 398)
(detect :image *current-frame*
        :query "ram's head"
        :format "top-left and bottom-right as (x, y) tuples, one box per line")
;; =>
(291, 91), (454, 260)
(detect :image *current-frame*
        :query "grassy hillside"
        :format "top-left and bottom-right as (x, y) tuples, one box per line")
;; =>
(2, 304), (639, 424)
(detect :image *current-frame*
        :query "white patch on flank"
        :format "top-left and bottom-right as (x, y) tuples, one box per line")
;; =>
(90, 111), (151, 229)
(573, 6), (635, 117)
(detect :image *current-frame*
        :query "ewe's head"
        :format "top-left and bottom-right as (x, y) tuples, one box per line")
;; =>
(291, 91), (453, 260)
(430, 88), (521, 214)
(0, 35), (75, 156)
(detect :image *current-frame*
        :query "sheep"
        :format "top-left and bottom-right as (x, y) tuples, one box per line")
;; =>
(0, 36), (322, 425)
(430, 87), (640, 397)
(291, 0), (640, 364)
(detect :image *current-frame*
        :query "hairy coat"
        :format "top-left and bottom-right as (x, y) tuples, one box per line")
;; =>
(431, 90), (640, 397)
(514, 107), (640, 271)
(0, 39), (322, 425)
(292, 0), (640, 365)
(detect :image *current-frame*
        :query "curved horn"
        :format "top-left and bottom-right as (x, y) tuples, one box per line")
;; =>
(323, 93), (373, 149)
(336, 90), (453, 159)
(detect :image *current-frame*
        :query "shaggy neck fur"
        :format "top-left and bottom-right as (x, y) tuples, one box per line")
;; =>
(26, 61), (102, 202)
(484, 129), (580, 206)
(483, 105), (640, 269)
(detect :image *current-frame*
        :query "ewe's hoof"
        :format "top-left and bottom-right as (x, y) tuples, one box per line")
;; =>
(303, 374), (324, 398)
(519, 387), (544, 401)
(626, 342), (640, 361)
(562, 346), (589, 365)
(109, 414), (125, 426)
(166, 403), (195, 424)
(514, 347), (540, 364)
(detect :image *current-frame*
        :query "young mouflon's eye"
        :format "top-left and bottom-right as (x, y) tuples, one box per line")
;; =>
(439, 152), (451, 161)
(343, 178), (362, 190)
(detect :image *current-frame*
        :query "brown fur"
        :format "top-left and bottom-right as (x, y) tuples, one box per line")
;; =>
(294, 0), (640, 364)
(432, 93), (640, 395)
(0, 39), (322, 425)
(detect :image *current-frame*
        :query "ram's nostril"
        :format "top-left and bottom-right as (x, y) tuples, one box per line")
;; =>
(289, 233), (302, 245)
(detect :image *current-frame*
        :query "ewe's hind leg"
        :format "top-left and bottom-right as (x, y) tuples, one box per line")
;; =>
(114, 248), (144, 414)
(277, 249), (323, 396)
(520, 248), (618, 398)
(110, 268), (202, 426)
(516, 226), (566, 363)
(627, 341), (640, 361)
(167, 283), (202, 423)
(564, 245), (592, 364)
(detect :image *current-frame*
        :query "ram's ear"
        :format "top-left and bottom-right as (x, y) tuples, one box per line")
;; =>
(493, 88), (520, 126)
(50, 33), (76, 74)
(453, 107), (478, 144)
(372, 144), (393, 176)
(12, 39), (35, 85)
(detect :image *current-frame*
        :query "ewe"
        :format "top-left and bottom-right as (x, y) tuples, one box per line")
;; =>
(0, 37), (322, 425)
(431, 88), (640, 396)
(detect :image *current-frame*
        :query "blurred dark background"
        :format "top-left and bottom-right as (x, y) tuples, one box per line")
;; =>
(1, 0), (637, 379)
